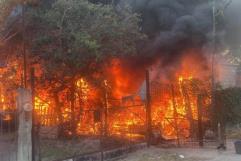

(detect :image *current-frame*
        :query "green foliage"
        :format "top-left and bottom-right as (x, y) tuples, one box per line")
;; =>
(29, 0), (145, 84)
(215, 87), (241, 124)
(0, 0), (34, 25)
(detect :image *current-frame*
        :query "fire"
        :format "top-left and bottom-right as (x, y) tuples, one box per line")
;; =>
(2, 114), (11, 121)
(0, 50), (211, 141)
(103, 52), (211, 140)
(35, 97), (52, 125)
(179, 77), (183, 82)
(76, 78), (91, 101)
(178, 76), (192, 82)
(105, 59), (144, 98)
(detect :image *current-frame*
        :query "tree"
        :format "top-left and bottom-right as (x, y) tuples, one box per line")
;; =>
(26, 0), (145, 136)
(215, 88), (241, 125)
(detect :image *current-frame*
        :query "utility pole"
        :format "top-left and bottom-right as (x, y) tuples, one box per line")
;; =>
(211, 0), (216, 132)
(211, 0), (216, 97)
(22, 2), (27, 88)
(17, 89), (33, 161)
(211, 0), (231, 150)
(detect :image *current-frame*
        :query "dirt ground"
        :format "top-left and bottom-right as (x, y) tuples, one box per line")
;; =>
(1, 133), (241, 161)
(117, 141), (241, 161)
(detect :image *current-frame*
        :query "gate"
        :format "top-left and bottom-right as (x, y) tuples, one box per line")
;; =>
(149, 78), (215, 147)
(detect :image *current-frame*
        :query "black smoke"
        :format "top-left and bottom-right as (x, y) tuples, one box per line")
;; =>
(117, 0), (228, 65)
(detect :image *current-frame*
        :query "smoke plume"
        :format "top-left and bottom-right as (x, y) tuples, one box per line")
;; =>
(121, 0), (215, 55)
(116, 0), (225, 81)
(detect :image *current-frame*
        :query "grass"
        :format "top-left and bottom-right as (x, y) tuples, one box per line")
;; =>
(41, 145), (71, 161)
(40, 138), (101, 161)
(226, 127), (241, 139)
(40, 136), (138, 161)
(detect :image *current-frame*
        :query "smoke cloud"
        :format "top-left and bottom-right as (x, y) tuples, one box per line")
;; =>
(119, 0), (215, 57)
(116, 0), (223, 81)
(224, 0), (241, 55)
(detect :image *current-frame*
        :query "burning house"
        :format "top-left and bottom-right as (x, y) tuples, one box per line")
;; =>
(0, 0), (237, 146)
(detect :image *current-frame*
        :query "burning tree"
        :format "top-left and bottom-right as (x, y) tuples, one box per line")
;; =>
(19, 0), (145, 137)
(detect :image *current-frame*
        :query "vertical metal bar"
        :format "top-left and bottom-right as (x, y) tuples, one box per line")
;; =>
(0, 115), (2, 135)
(8, 112), (10, 133)
(14, 109), (18, 147)
(31, 68), (36, 161)
(171, 84), (180, 147)
(100, 107), (104, 161)
(0, 87), (2, 136)
(104, 81), (108, 137)
(70, 84), (76, 136)
(145, 70), (152, 147)
(197, 94), (204, 147)
(181, 81), (194, 138)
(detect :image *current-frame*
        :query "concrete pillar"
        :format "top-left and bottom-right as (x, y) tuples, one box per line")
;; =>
(17, 88), (32, 161)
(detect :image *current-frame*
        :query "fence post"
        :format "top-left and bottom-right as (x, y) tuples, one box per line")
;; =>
(171, 84), (180, 147)
(181, 81), (194, 138)
(31, 68), (40, 161)
(197, 94), (204, 147)
(145, 70), (152, 147)
(100, 109), (104, 161)
(17, 88), (32, 161)
(104, 80), (109, 137)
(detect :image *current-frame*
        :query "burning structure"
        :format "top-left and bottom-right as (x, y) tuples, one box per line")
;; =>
(0, 0), (236, 145)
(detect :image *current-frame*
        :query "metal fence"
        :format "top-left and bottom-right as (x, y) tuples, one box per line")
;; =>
(36, 102), (146, 161)
(0, 76), (217, 161)
(149, 79), (215, 146)
(0, 110), (18, 161)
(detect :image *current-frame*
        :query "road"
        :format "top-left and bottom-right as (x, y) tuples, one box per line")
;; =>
(118, 141), (241, 161)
